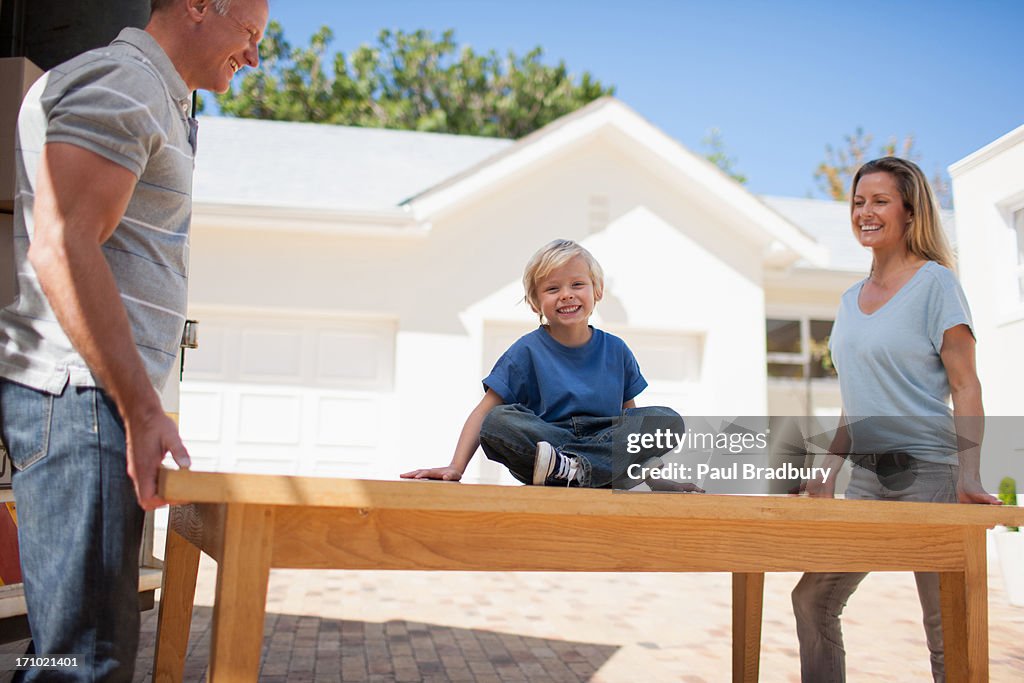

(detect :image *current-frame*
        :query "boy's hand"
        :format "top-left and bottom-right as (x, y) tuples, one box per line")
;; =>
(646, 477), (705, 493)
(401, 466), (463, 482)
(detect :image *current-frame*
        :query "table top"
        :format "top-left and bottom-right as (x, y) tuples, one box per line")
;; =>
(159, 468), (1024, 528)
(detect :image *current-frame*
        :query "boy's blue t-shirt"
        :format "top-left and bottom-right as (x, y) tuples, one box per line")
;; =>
(483, 326), (647, 423)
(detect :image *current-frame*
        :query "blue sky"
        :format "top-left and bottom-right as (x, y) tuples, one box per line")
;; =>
(257, 0), (1024, 199)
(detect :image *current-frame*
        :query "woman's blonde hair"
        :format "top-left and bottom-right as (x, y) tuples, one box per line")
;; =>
(522, 239), (604, 322)
(851, 157), (954, 269)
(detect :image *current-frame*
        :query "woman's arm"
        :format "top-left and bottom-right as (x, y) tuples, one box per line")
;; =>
(804, 413), (850, 498)
(940, 324), (1000, 504)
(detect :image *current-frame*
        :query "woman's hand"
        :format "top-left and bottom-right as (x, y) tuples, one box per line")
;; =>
(803, 475), (836, 498)
(646, 476), (704, 493)
(799, 452), (845, 498)
(957, 475), (1001, 505)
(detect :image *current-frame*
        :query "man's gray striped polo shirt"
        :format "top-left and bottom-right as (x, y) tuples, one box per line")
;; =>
(0, 28), (195, 394)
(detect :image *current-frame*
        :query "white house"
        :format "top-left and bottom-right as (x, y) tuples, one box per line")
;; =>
(177, 97), (975, 486)
(950, 124), (1024, 489)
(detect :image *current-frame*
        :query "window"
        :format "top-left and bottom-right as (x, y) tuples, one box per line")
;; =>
(1014, 208), (1024, 303)
(766, 317), (836, 379)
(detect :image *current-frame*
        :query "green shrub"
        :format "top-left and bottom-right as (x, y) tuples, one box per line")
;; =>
(999, 477), (1018, 531)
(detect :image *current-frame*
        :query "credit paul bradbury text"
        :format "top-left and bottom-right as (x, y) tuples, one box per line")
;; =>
(627, 461), (832, 483)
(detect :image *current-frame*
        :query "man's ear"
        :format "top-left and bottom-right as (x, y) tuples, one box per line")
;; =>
(186, 0), (208, 22)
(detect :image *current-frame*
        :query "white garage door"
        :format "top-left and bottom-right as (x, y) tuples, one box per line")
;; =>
(178, 310), (396, 478)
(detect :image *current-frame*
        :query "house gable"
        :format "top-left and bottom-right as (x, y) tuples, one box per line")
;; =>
(405, 97), (826, 269)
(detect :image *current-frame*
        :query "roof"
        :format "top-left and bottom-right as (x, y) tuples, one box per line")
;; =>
(197, 104), (971, 270)
(395, 97), (825, 266)
(762, 196), (957, 273)
(192, 116), (512, 212)
(949, 122), (1024, 177)
(760, 196), (868, 272)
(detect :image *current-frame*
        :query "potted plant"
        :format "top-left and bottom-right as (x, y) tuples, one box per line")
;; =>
(995, 476), (1024, 606)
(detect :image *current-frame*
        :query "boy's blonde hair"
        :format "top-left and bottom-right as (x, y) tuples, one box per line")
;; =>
(522, 239), (604, 322)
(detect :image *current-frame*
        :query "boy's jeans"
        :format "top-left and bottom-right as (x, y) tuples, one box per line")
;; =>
(0, 379), (144, 683)
(791, 458), (958, 683)
(479, 403), (684, 487)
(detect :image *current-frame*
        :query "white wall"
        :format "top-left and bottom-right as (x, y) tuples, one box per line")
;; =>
(951, 126), (1024, 417)
(951, 125), (1024, 491)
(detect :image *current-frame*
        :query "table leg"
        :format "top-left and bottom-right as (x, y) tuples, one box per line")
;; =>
(732, 572), (764, 683)
(940, 528), (988, 683)
(208, 503), (274, 683)
(153, 524), (201, 683)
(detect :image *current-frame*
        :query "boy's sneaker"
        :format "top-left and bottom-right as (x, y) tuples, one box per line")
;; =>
(533, 441), (581, 486)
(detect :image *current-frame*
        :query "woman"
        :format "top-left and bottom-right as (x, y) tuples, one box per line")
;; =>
(792, 157), (999, 683)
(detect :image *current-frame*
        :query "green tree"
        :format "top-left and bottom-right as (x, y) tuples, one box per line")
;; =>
(213, 23), (613, 139)
(701, 127), (747, 184)
(814, 128), (951, 208)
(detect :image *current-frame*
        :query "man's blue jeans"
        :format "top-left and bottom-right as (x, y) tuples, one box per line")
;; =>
(1, 379), (143, 683)
(479, 403), (684, 487)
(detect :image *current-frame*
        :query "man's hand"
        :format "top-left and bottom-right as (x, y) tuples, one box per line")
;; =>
(400, 466), (463, 482)
(125, 406), (191, 510)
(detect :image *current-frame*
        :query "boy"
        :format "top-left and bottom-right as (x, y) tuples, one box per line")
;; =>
(402, 239), (700, 491)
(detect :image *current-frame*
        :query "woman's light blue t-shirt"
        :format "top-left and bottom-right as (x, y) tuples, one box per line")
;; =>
(830, 261), (973, 464)
(483, 326), (647, 423)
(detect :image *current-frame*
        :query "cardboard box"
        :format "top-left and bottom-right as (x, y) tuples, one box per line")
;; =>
(0, 213), (13, 308)
(1, 57), (44, 212)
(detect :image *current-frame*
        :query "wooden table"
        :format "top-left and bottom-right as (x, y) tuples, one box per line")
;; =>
(152, 469), (1024, 682)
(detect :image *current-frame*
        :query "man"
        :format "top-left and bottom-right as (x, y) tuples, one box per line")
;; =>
(0, 0), (268, 679)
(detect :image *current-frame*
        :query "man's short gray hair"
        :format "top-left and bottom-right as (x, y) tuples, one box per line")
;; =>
(151, 0), (233, 14)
